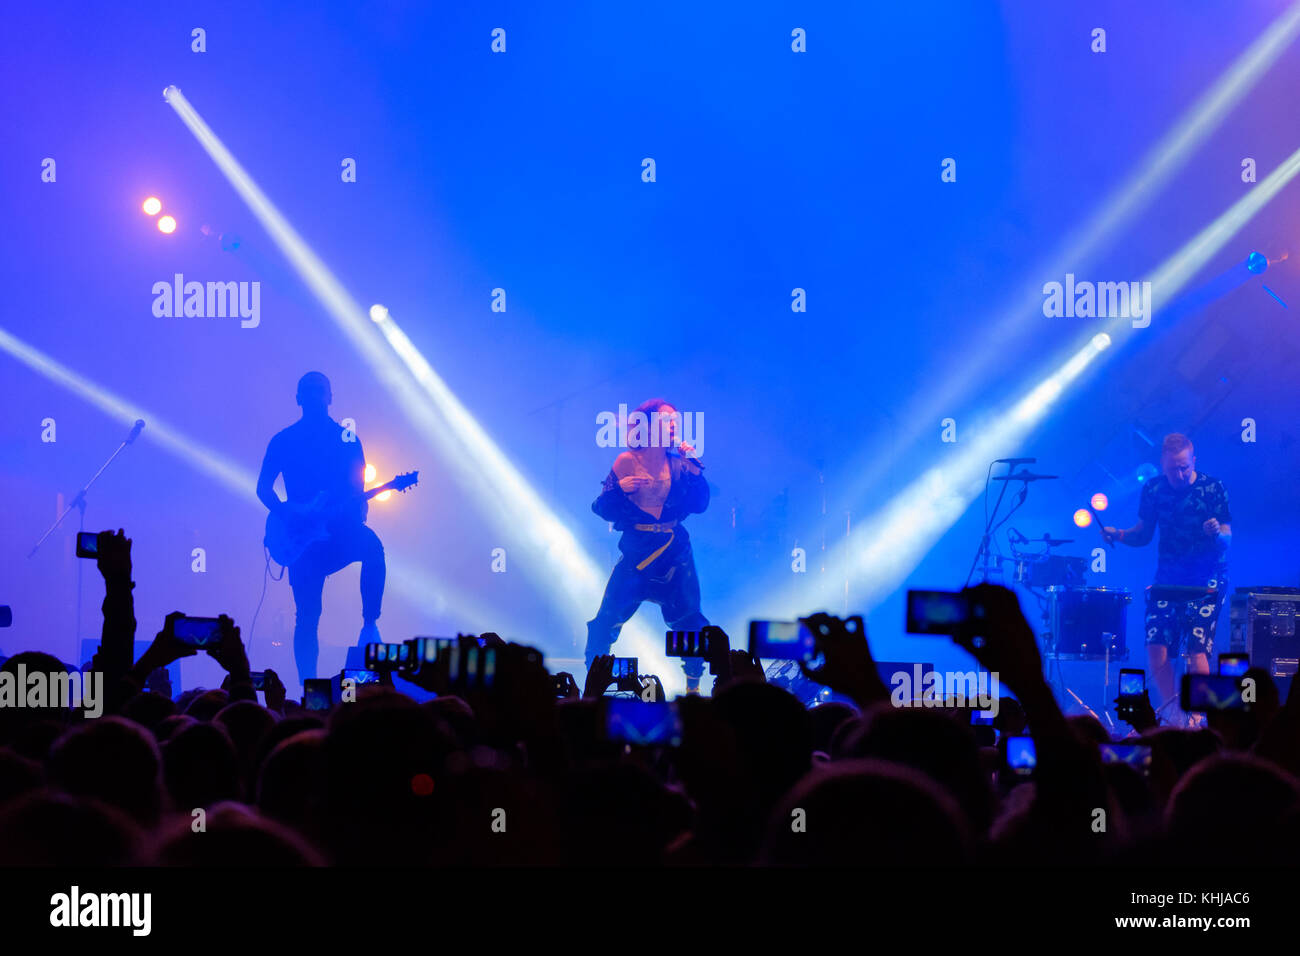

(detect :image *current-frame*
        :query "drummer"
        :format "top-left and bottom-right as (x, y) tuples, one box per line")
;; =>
(1103, 433), (1232, 724)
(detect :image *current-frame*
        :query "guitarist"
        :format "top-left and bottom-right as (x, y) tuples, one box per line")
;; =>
(256, 372), (385, 682)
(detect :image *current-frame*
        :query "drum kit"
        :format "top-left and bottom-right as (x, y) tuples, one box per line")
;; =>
(967, 461), (1132, 722)
(1015, 537), (1131, 721)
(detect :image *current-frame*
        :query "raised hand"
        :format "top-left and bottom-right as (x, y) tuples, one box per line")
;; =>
(554, 671), (580, 700)
(1116, 688), (1157, 733)
(638, 673), (667, 702)
(95, 528), (133, 582)
(700, 624), (731, 677)
(727, 650), (765, 681)
(584, 654), (615, 698)
(953, 584), (1043, 697)
(263, 667), (287, 712)
(207, 615), (251, 680)
(798, 612), (887, 706)
(135, 611), (198, 674)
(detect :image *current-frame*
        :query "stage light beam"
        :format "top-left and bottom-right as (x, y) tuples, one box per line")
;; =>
(0, 324), (485, 634)
(165, 88), (673, 686)
(755, 144), (1300, 620)
(830, 1), (1300, 518)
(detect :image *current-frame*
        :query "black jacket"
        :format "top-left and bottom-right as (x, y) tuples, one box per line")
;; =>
(592, 455), (710, 568)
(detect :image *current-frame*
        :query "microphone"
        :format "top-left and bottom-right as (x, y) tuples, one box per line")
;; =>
(670, 441), (702, 462)
(126, 420), (145, 444)
(992, 471), (1058, 482)
(995, 458), (1037, 466)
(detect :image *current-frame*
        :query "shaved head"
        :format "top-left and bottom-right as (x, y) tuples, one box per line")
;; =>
(296, 372), (332, 410)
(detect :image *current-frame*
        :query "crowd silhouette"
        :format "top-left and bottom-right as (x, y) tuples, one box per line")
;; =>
(2, 528), (1299, 867)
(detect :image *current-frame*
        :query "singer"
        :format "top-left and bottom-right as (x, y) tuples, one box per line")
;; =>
(585, 398), (712, 692)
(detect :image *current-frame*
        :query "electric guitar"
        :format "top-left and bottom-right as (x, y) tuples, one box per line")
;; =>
(264, 471), (419, 567)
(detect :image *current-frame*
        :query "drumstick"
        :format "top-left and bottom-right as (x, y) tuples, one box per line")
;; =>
(1088, 504), (1114, 550)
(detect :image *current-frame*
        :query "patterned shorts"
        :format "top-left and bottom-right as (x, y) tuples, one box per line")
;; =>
(1143, 577), (1226, 656)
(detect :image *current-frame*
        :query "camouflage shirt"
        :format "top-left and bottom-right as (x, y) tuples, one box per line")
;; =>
(1137, 473), (1231, 585)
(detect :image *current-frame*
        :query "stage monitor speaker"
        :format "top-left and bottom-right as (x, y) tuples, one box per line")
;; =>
(1229, 587), (1300, 676)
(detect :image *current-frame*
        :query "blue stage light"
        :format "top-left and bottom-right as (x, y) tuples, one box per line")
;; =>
(1247, 251), (1268, 273)
(1136, 462), (1159, 484)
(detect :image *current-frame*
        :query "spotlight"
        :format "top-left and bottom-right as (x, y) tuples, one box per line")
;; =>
(1091, 333), (1111, 350)
(1073, 509), (1093, 528)
(142, 197), (162, 216)
(369, 304), (389, 323)
(157, 216), (177, 234)
(1135, 462), (1159, 484)
(1247, 251), (1268, 273)
(1091, 492), (1109, 511)
(364, 463), (377, 483)
(376, 490), (392, 502)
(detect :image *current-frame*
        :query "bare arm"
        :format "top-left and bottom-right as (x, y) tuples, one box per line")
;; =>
(613, 451), (652, 494)
(256, 441), (286, 515)
(1103, 518), (1153, 547)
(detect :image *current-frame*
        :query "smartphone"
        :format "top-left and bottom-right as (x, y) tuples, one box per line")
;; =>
(666, 630), (711, 658)
(1100, 743), (1152, 774)
(1005, 735), (1036, 776)
(413, 636), (455, 664)
(1181, 673), (1245, 712)
(906, 590), (982, 635)
(611, 656), (639, 693)
(364, 642), (411, 671)
(748, 620), (819, 663)
(447, 645), (496, 689)
(1218, 653), (1250, 677)
(174, 616), (223, 648)
(250, 671), (266, 691)
(75, 531), (100, 558)
(303, 678), (333, 712)
(1116, 668), (1146, 720)
(602, 698), (682, 747)
(1118, 669), (1145, 697)
(553, 673), (571, 697)
(340, 668), (380, 686)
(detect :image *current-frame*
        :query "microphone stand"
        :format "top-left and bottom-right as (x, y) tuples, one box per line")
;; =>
(28, 420), (145, 658)
(965, 462), (1017, 587)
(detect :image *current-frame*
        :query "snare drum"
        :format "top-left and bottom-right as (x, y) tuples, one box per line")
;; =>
(1047, 586), (1132, 660)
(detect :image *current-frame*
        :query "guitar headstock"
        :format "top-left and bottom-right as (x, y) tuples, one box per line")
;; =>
(391, 471), (419, 492)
